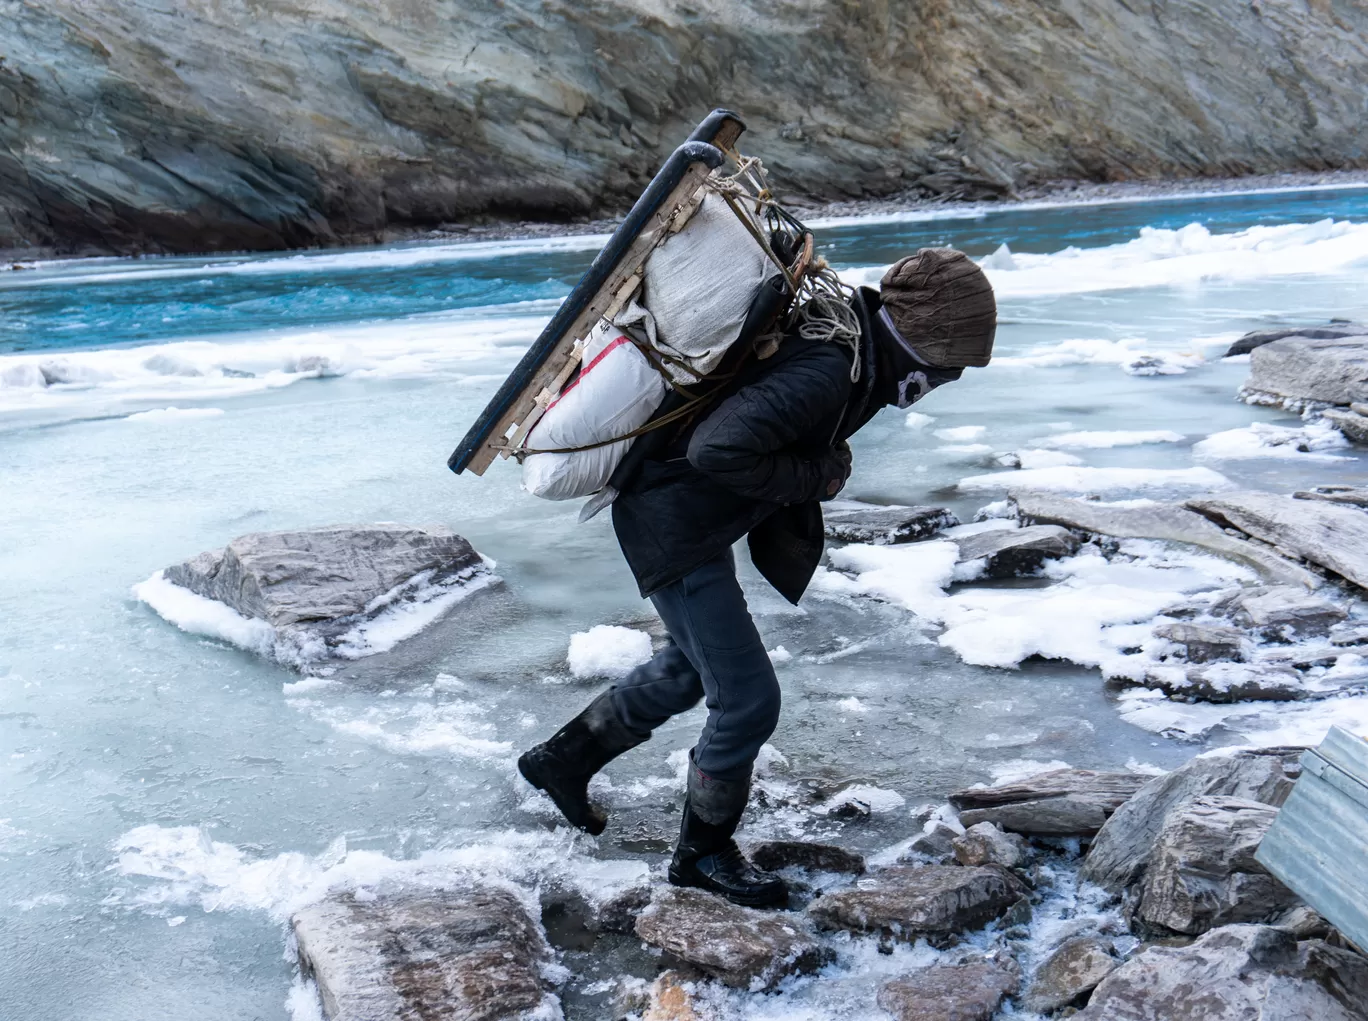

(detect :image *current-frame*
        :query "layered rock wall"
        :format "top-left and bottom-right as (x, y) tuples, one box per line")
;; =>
(3, 0), (1367, 254)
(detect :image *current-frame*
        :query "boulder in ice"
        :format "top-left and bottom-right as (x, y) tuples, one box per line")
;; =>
(1151, 621), (1251, 663)
(140, 524), (495, 667)
(951, 822), (1026, 869)
(948, 768), (1149, 837)
(1082, 749), (1299, 891)
(1241, 333), (1368, 407)
(1208, 583), (1348, 638)
(823, 501), (959, 545)
(1136, 796), (1299, 935)
(291, 887), (558, 1021)
(633, 887), (831, 990)
(1075, 924), (1368, 1021)
(1024, 935), (1120, 1014)
(747, 840), (865, 875)
(1136, 662), (1307, 703)
(877, 954), (1020, 1021)
(949, 523), (1080, 579)
(808, 864), (1026, 942)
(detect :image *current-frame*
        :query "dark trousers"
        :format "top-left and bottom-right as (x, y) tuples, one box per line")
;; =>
(609, 550), (781, 780)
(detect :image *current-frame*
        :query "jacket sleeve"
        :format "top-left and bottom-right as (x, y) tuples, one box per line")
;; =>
(686, 344), (853, 505)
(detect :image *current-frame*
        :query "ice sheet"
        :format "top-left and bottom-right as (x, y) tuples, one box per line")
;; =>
(955, 465), (1230, 494)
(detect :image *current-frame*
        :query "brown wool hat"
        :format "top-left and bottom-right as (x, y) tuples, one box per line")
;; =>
(879, 248), (997, 368)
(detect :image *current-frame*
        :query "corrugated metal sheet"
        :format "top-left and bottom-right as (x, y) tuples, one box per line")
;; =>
(1256, 726), (1368, 952)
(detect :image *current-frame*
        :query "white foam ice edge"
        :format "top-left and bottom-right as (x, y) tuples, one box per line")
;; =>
(0, 303), (555, 420)
(132, 563), (499, 668)
(840, 217), (1368, 299)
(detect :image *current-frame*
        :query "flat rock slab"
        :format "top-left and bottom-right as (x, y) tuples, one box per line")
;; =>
(1138, 662), (1307, 704)
(1138, 796), (1298, 935)
(1225, 322), (1368, 358)
(1152, 621), (1251, 663)
(1076, 924), (1368, 1021)
(950, 524), (1080, 578)
(1321, 407), (1368, 444)
(1188, 491), (1368, 590)
(808, 865), (1026, 941)
(747, 840), (865, 874)
(1011, 491), (1319, 589)
(1295, 484), (1368, 508)
(1210, 584), (1348, 638)
(633, 887), (831, 990)
(949, 768), (1149, 836)
(1243, 335), (1368, 406)
(877, 955), (1021, 1021)
(292, 888), (557, 1021)
(1082, 749), (1299, 891)
(1025, 935), (1120, 1014)
(157, 524), (492, 664)
(823, 503), (959, 545)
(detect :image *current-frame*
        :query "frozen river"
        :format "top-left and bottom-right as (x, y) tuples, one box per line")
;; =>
(3, 184), (1368, 1019)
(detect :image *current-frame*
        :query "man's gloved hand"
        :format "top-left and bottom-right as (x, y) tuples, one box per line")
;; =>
(820, 440), (853, 500)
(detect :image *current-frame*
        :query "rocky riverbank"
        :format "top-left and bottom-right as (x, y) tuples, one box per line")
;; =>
(4, 0), (1368, 257)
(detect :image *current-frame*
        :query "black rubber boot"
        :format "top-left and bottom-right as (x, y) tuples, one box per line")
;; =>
(517, 691), (646, 835)
(667, 759), (788, 909)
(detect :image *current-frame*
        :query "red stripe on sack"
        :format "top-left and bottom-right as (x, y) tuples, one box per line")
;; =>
(546, 332), (633, 411)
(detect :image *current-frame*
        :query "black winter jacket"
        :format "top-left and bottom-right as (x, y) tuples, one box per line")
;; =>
(610, 292), (882, 603)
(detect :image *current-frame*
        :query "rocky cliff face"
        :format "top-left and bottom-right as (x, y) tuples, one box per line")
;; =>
(2, 0), (1366, 255)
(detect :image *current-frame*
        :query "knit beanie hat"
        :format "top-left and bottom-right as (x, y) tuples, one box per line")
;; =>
(879, 248), (996, 368)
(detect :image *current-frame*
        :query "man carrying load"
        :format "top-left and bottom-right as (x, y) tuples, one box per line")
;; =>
(519, 248), (997, 908)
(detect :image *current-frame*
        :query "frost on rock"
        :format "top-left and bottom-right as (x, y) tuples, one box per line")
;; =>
(877, 954), (1020, 1021)
(135, 524), (497, 669)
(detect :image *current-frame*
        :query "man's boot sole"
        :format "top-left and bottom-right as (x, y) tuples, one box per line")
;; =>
(667, 863), (788, 909)
(517, 751), (606, 835)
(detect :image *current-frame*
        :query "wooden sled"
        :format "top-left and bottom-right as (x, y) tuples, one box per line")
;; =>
(447, 109), (749, 477)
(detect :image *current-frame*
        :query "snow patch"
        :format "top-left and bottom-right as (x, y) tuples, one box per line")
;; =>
(567, 625), (653, 680)
(934, 425), (987, 442)
(1192, 419), (1350, 461)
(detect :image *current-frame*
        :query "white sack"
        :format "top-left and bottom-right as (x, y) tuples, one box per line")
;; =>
(521, 322), (667, 500)
(640, 191), (778, 382)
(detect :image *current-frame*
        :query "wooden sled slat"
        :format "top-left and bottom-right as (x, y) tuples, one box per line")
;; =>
(448, 110), (746, 477)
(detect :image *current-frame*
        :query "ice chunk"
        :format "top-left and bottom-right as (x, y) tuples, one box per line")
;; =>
(935, 425), (987, 442)
(1040, 430), (1185, 449)
(1192, 420), (1350, 460)
(957, 465), (1230, 494)
(125, 406), (225, 423)
(567, 625), (653, 680)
